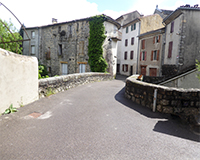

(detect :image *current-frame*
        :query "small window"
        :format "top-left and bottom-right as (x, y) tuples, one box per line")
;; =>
(134, 23), (136, 30)
(61, 63), (68, 75)
(126, 26), (128, 33)
(124, 52), (127, 60)
(168, 41), (173, 58)
(153, 35), (160, 44)
(170, 21), (174, 33)
(31, 31), (35, 39)
(140, 51), (147, 61)
(58, 44), (62, 56)
(31, 45), (35, 54)
(122, 64), (128, 72)
(151, 50), (159, 61)
(130, 51), (134, 60)
(125, 39), (128, 46)
(131, 24), (133, 31)
(79, 64), (86, 73)
(131, 37), (134, 45)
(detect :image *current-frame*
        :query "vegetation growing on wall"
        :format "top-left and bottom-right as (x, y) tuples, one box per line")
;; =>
(38, 64), (49, 79)
(0, 19), (23, 54)
(88, 15), (108, 72)
(196, 60), (200, 81)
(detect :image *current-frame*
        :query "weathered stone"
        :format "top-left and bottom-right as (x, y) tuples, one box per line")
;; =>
(182, 108), (199, 116)
(160, 99), (170, 106)
(136, 98), (141, 104)
(157, 105), (162, 112)
(131, 96), (136, 102)
(162, 106), (173, 114)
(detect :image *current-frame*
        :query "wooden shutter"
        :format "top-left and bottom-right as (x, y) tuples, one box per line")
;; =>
(168, 41), (173, 58)
(151, 51), (153, 61)
(142, 40), (145, 49)
(158, 35), (161, 43)
(140, 52), (142, 61)
(157, 50), (160, 61)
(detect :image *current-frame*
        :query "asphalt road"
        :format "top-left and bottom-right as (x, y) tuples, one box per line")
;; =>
(0, 76), (200, 160)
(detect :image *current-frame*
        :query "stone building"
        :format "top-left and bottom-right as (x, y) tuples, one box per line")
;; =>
(116, 12), (165, 76)
(23, 16), (120, 76)
(162, 4), (200, 76)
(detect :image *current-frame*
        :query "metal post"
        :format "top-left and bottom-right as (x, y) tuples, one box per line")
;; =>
(153, 89), (157, 112)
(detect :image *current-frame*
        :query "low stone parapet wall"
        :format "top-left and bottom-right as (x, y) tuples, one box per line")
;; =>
(39, 72), (113, 98)
(125, 75), (200, 126)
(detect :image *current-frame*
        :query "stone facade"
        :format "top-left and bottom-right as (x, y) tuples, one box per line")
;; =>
(39, 72), (113, 98)
(163, 5), (200, 75)
(125, 75), (200, 126)
(23, 16), (121, 77)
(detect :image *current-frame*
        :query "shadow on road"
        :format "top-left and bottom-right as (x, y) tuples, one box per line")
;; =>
(115, 87), (200, 142)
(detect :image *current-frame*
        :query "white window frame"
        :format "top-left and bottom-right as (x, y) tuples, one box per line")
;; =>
(31, 45), (35, 54)
(31, 31), (35, 39)
(61, 63), (68, 75)
(79, 64), (86, 73)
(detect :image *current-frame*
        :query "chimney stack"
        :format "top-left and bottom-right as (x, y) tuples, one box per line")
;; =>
(52, 18), (57, 24)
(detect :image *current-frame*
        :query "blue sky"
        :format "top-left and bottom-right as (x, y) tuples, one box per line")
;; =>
(0, 0), (200, 29)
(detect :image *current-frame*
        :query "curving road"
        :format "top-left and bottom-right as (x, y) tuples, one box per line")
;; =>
(0, 75), (200, 160)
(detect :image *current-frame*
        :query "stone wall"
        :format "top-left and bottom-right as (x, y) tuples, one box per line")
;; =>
(125, 75), (200, 125)
(0, 48), (38, 114)
(39, 72), (113, 98)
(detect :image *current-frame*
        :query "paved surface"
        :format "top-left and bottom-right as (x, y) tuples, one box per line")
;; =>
(0, 75), (200, 160)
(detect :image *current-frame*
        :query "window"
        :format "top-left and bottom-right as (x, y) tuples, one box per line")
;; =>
(61, 63), (68, 75)
(130, 51), (134, 60)
(126, 26), (128, 33)
(79, 64), (85, 73)
(131, 37), (134, 45)
(153, 35), (160, 44)
(170, 21), (174, 33)
(124, 51), (127, 60)
(122, 64), (128, 72)
(31, 45), (35, 54)
(31, 31), (35, 39)
(125, 39), (128, 46)
(141, 40), (145, 49)
(58, 44), (62, 56)
(168, 41), (173, 58)
(151, 50), (159, 61)
(131, 23), (136, 31)
(140, 51), (147, 61)
(134, 23), (136, 30)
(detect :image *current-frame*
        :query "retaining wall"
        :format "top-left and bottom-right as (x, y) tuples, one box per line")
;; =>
(39, 72), (113, 98)
(0, 48), (38, 114)
(125, 75), (200, 125)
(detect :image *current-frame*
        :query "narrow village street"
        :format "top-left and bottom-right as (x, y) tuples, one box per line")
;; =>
(0, 76), (199, 160)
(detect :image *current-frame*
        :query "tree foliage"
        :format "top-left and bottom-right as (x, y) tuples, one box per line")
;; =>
(38, 64), (49, 79)
(196, 60), (200, 81)
(0, 19), (23, 54)
(88, 15), (108, 72)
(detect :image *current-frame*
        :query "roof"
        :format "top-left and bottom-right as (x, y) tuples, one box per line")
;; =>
(163, 4), (200, 24)
(115, 10), (142, 21)
(138, 27), (165, 39)
(24, 14), (121, 30)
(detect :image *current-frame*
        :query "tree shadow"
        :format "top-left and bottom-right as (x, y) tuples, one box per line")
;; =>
(115, 87), (200, 142)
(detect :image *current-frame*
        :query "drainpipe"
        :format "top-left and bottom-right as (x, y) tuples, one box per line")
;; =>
(136, 21), (141, 74)
(153, 89), (158, 112)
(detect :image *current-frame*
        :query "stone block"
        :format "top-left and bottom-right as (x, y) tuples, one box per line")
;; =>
(136, 98), (141, 104)
(160, 99), (170, 106)
(131, 96), (136, 102)
(162, 106), (173, 114)
(157, 105), (162, 112)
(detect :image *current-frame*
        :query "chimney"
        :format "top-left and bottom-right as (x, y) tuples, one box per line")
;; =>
(52, 18), (57, 24)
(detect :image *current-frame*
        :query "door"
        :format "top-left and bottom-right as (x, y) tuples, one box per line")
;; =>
(141, 65), (146, 76)
(117, 64), (120, 73)
(61, 63), (68, 75)
(79, 64), (85, 73)
(149, 68), (157, 77)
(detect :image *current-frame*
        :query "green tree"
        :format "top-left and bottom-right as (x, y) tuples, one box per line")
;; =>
(0, 19), (23, 54)
(88, 15), (108, 72)
(196, 60), (200, 81)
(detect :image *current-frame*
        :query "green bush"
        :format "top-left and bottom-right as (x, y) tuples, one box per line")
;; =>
(38, 64), (49, 79)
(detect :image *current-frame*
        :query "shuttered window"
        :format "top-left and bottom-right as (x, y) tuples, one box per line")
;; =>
(151, 50), (160, 61)
(124, 51), (127, 60)
(141, 40), (145, 49)
(131, 37), (134, 45)
(122, 64), (128, 72)
(125, 39), (128, 46)
(61, 63), (68, 75)
(168, 41), (173, 58)
(140, 51), (147, 61)
(130, 51), (134, 60)
(170, 21), (174, 33)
